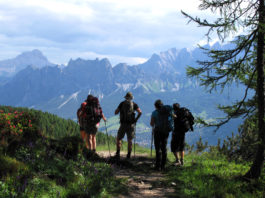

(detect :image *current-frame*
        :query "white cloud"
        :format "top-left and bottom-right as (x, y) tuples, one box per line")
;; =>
(0, 0), (216, 65)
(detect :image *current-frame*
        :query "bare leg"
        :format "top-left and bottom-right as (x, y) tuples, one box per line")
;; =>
(91, 134), (97, 151)
(80, 130), (89, 149)
(180, 151), (184, 160)
(115, 138), (122, 157)
(88, 134), (93, 150)
(173, 152), (179, 161)
(180, 151), (185, 165)
(116, 138), (122, 151)
(127, 138), (132, 154)
(127, 137), (133, 158)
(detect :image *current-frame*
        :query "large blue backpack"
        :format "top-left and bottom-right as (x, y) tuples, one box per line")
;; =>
(157, 105), (173, 133)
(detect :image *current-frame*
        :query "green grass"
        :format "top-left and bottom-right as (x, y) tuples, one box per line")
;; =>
(98, 116), (151, 133)
(96, 140), (150, 155)
(1, 106), (264, 197)
(166, 152), (265, 198)
(0, 142), (128, 198)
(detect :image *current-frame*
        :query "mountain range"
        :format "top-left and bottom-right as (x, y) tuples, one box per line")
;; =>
(0, 45), (245, 146)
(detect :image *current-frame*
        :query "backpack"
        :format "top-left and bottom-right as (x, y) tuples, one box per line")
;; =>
(76, 106), (82, 123)
(175, 107), (194, 132)
(120, 100), (135, 124)
(79, 97), (102, 124)
(156, 105), (173, 133)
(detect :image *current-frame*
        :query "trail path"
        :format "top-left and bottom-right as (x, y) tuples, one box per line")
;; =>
(97, 151), (176, 198)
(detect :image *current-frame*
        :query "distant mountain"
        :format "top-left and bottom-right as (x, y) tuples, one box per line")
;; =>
(0, 43), (245, 146)
(0, 49), (55, 77)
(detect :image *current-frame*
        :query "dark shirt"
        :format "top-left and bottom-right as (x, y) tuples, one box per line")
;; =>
(117, 100), (139, 124)
(117, 100), (139, 112)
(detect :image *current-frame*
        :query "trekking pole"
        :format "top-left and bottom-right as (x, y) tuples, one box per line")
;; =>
(134, 124), (136, 158)
(104, 121), (111, 157)
(150, 127), (154, 157)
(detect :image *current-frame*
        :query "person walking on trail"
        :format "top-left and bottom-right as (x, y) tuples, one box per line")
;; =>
(114, 92), (142, 159)
(150, 99), (174, 171)
(171, 103), (194, 166)
(77, 94), (107, 155)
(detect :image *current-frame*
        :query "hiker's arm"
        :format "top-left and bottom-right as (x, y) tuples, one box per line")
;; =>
(114, 108), (119, 115)
(115, 103), (122, 115)
(135, 108), (142, 123)
(102, 113), (107, 122)
(150, 116), (155, 127)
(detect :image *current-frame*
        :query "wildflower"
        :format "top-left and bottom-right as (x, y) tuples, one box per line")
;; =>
(19, 129), (23, 133)
(29, 120), (31, 123)
(29, 124), (32, 127)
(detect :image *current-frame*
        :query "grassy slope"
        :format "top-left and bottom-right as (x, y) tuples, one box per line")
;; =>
(0, 106), (125, 197)
(166, 152), (265, 198)
(1, 106), (264, 198)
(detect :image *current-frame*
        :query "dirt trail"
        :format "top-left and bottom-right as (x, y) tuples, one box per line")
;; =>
(97, 151), (176, 198)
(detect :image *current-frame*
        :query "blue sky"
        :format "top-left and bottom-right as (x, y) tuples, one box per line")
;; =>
(0, 0), (216, 66)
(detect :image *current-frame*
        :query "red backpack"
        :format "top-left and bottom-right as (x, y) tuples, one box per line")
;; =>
(78, 96), (102, 124)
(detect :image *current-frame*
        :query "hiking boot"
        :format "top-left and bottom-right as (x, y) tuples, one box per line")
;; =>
(126, 152), (131, 159)
(154, 163), (161, 171)
(161, 166), (166, 172)
(83, 149), (92, 159)
(174, 159), (181, 166)
(180, 159), (184, 166)
(154, 165), (161, 171)
(115, 151), (120, 160)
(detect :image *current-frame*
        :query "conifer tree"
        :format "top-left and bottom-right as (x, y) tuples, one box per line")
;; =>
(182, 0), (264, 178)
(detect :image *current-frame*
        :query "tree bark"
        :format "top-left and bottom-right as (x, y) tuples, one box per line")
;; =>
(245, 0), (265, 179)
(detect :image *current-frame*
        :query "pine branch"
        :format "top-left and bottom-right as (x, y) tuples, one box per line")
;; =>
(198, 68), (257, 131)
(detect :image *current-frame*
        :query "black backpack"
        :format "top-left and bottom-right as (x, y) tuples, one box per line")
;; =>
(175, 107), (194, 132)
(156, 105), (173, 133)
(84, 97), (102, 124)
(120, 100), (135, 124)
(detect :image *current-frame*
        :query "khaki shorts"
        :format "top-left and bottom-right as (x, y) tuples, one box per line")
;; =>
(117, 123), (135, 140)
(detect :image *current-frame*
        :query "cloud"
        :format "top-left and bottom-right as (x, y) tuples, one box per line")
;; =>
(0, 0), (216, 65)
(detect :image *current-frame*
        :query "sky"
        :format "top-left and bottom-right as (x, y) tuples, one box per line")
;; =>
(0, 0), (216, 66)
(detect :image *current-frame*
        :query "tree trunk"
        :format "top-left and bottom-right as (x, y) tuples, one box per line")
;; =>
(245, 0), (265, 179)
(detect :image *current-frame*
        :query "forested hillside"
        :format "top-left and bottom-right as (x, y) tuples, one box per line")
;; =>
(0, 105), (122, 197)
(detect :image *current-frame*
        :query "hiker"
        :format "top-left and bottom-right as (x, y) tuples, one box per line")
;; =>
(77, 106), (88, 149)
(150, 99), (174, 171)
(114, 92), (142, 159)
(171, 103), (194, 166)
(77, 94), (107, 154)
